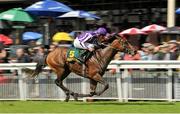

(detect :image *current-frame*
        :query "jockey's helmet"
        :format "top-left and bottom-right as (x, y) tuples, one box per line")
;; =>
(94, 27), (107, 36)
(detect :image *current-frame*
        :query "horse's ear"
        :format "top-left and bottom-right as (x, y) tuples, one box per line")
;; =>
(107, 33), (117, 43)
(111, 33), (119, 37)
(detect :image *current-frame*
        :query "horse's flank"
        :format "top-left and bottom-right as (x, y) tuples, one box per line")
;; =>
(46, 43), (118, 78)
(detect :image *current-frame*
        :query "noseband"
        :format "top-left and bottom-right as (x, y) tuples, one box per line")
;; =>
(109, 35), (134, 54)
(109, 35), (127, 51)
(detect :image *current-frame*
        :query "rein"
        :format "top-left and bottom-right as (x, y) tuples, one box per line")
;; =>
(110, 37), (125, 51)
(98, 43), (119, 51)
(108, 35), (134, 54)
(98, 36), (125, 51)
(93, 34), (134, 63)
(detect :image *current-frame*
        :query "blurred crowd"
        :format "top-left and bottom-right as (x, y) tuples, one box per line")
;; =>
(113, 40), (179, 61)
(0, 32), (179, 64)
(0, 29), (179, 81)
(0, 40), (179, 65)
(0, 42), (57, 64)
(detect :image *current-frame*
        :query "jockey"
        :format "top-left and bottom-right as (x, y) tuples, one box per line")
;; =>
(73, 27), (108, 63)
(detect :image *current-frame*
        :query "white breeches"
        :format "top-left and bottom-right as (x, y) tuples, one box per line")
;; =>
(73, 38), (94, 50)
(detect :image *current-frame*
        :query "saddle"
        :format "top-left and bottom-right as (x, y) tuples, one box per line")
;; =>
(67, 48), (92, 64)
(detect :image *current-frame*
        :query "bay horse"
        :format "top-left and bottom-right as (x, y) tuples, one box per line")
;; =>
(23, 34), (135, 102)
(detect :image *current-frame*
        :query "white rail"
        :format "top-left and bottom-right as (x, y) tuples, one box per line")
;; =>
(109, 60), (180, 69)
(0, 60), (179, 69)
(0, 61), (179, 102)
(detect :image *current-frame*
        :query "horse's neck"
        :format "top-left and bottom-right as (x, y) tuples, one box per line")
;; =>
(95, 46), (118, 74)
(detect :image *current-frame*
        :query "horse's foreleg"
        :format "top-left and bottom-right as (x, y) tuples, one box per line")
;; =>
(55, 79), (71, 102)
(55, 68), (74, 102)
(55, 78), (78, 101)
(91, 73), (109, 96)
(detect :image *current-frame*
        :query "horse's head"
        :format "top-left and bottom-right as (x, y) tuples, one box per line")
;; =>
(109, 34), (136, 55)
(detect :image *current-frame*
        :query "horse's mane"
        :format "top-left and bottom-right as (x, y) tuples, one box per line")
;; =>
(92, 34), (120, 58)
(90, 35), (120, 71)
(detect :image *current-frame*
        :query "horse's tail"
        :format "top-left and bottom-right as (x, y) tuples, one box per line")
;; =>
(22, 55), (47, 78)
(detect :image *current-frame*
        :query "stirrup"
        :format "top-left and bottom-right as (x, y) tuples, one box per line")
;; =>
(77, 58), (85, 63)
(77, 56), (85, 63)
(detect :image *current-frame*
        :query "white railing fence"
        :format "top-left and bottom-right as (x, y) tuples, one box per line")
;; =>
(0, 61), (179, 102)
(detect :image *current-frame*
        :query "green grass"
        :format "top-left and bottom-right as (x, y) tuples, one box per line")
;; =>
(0, 101), (179, 113)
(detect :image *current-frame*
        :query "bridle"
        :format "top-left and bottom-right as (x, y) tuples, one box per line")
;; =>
(109, 35), (126, 49)
(109, 34), (135, 55)
(97, 34), (135, 55)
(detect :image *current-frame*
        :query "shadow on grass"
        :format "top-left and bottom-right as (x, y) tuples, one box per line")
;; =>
(73, 101), (175, 106)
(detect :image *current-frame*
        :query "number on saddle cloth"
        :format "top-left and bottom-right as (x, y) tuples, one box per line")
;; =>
(67, 48), (86, 62)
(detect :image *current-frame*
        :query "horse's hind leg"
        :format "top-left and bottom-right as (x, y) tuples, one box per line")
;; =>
(78, 79), (97, 97)
(89, 79), (98, 96)
(71, 79), (97, 98)
(54, 68), (73, 102)
(91, 73), (109, 96)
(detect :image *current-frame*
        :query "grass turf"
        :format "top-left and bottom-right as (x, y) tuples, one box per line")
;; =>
(0, 101), (179, 113)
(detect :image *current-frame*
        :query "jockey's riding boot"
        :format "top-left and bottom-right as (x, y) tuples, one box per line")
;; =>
(78, 56), (85, 63)
(84, 51), (92, 62)
(78, 50), (89, 63)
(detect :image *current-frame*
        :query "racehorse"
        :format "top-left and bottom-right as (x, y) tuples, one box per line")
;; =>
(23, 34), (135, 102)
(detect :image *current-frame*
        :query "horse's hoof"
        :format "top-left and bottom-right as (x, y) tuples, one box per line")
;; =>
(64, 99), (69, 102)
(89, 92), (96, 97)
(73, 93), (79, 101)
(64, 95), (70, 102)
(64, 97), (70, 102)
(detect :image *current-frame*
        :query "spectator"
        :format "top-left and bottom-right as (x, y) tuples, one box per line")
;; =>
(168, 40), (179, 60)
(0, 45), (8, 63)
(146, 44), (156, 60)
(8, 48), (31, 76)
(32, 45), (45, 62)
(14, 48), (31, 63)
(138, 43), (152, 60)
(155, 43), (170, 60)
(177, 54), (180, 71)
(139, 43), (159, 60)
(0, 43), (9, 75)
(123, 52), (141, 60)
(28, 47), (36, 59)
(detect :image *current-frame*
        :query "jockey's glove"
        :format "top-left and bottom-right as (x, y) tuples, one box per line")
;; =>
(94, 43), (105, 49)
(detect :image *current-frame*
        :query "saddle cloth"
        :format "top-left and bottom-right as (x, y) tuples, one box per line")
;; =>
(66, 48), (86, 63)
